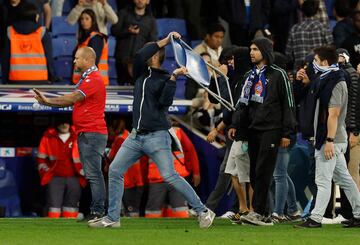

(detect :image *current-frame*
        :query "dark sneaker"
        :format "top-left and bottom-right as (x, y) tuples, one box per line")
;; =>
(341, 219), (351, 225)
(77, 212), (103, 223)
(342, 218), (360, 228)
(229, 212), (247, 225)
(286, 211), (302, 222)
(87, 212), (104, 223)
(88, 216), (121, 228)
(271, 213), (287, 223)
(294, 218), (322, 228)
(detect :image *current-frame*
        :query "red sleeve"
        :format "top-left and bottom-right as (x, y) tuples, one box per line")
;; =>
(178, 128), (200, 175)
(77, 74), (100, 98)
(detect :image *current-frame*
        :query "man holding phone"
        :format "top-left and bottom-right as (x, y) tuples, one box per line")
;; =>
(34, 46), (108, 223)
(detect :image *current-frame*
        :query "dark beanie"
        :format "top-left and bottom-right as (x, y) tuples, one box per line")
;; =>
(251, 37), (275, 65)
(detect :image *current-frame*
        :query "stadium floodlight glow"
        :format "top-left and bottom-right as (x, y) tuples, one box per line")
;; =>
(171, 35), (235, 111)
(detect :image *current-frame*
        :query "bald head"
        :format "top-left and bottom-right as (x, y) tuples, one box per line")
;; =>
(74, 47), (96, 72)
(78, 47), (96, 63)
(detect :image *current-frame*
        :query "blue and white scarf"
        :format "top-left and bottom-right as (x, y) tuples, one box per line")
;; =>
(238, 65), (267, 105)
(75, 65), (98, 88)
(312, 61), (339, 80)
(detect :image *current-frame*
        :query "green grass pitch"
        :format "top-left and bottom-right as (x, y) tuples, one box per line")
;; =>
(0, 218), (359, 245)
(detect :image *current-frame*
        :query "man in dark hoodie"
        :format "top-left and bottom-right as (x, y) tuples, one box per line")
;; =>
(295, 46), (360, 228)
(228, 37), (296, 226)
(89, 32), (215, 229)
(2, 2), (55, 84)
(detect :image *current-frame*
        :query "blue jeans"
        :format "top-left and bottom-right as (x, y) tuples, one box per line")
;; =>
(77, 132), (107, 215)
(107, 129), (206, 222)
(273, 148), (298, 215)
(311, 143), (360, 223)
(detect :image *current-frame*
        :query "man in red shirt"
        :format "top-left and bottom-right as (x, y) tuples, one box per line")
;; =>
(34, 46), (108, 223)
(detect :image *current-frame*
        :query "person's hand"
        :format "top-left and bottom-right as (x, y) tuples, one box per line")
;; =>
(207, 128), (218, 143)
(78, 0), (86, 6)
(98, 0), (107, 5)
(280, 137), (290, 148)
(173, 66), (188, 77)
(192, 174), (201, 187)
(296, 68), (310, 84)
(219, 64), (228, 75)
(128, 25), (140, 34)
(357, 64), (360, 74)
(324, 141), (334, 160)
(167, 31), (181, 44)
(33, 88), (49, 105)
(349, 132), (359, 148)
(228, 128), (236, 141)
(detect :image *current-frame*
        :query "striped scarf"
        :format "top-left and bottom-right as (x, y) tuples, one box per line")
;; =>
(238, 65), (267, 105)
(312, 61), (339, 79)
(75, 65), (98, 88)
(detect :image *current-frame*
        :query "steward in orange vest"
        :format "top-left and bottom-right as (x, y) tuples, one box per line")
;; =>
(145, 127), (200, 218)
(37, 122), (86, 219)
(3, 3), (55, 84)
(72, 31), (109, 86)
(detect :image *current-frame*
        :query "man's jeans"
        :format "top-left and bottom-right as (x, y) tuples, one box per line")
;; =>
(311, 143), (360, 223)
(78, 132), (107, 215)
(107, 129), (206, 222)
(273, 148), (298, 215)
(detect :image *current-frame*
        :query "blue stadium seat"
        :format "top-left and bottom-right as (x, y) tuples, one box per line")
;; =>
(191, 40), (202, 48)
(0, 160), (22, 217)
(175, 77), (186, 99)
(162, 58), (178, 74)
(330, 19), (337, 32)
(165, 45), (175, 58)
(109, 79), (118, 86)
(108, 58), (117, 79)
(62, 0), (75, 15)
(108, 36), (116, 57)
(156, 18), (187, 39)
(52, 36), (77, 58)
(107, 0), (118, 11)
(52, 16), (78, 37)
(53, 57), (73, 80)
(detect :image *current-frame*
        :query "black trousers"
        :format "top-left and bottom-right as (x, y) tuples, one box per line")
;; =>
(248, 129), (281, 216)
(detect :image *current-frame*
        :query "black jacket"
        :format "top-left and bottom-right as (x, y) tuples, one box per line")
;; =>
(131, 42), (176, 131)
(232, 64), (297, 139)
(111, 6), (157, 63)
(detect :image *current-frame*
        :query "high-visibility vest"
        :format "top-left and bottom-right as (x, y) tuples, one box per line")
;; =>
(148, 151), (190, 183)
(8, 26), (48, 81)
(72, 31), (109, 85)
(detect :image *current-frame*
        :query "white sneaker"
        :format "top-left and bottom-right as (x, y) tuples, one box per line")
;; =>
(88, 216), (121, 228)
(188, 209), (198, 217)
(321, 217), (334, 224)
(241, 211), (273, 226)
(332, 214), (346, 224)
(220, 211), (235, 219)
(198, 209), (215, 228)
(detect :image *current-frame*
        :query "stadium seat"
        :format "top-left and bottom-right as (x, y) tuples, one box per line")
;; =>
(107, 0), (118, 11)
(175, 77), (186, 99)
(62, 0), (75, 15)
(0, 160), (22, 217)
(108, 36), (116, 57)
(108, 58), (117, 79)
(52, 36), (77, 58)
(191, 40), (202, 48)
(53, 57), (73, 80)
(162, 58), (178, 74)
(52, 16), (78, 37)
(156, 18), (187, 39)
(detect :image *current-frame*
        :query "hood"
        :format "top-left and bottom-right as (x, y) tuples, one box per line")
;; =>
(251, 37), (275, 65)
(12, 20), (40, 34)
